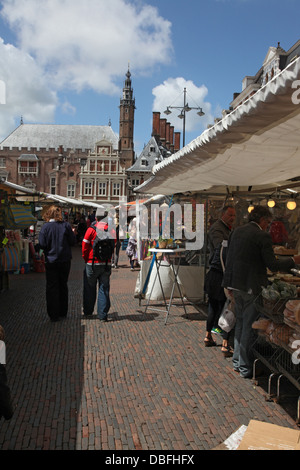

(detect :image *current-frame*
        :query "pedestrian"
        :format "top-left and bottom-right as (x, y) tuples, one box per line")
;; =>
(112, 221), (121, 268)
(223, 205), (300, 378)
(204, 205), (236, 351)
(0, 325), (14, 421)
(39, 205), (76, 322)
(82, 209), (116, 321)
(126, 219), (138, 271)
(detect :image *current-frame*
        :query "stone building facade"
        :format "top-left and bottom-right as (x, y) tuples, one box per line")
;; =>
(0, 69), (136, 206)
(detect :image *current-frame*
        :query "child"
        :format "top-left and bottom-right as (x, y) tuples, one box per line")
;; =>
(0, 325), (14, 420)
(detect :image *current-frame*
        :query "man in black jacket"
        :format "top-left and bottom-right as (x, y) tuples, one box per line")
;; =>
(223, 206), (300, 378)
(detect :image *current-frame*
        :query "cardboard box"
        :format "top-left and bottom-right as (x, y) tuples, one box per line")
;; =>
(237, 420), (300, 450)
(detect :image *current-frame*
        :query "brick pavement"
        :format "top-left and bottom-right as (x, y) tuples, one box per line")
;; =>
(0, 246), (299, 450)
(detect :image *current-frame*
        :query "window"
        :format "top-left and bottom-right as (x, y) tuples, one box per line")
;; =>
(67, 184), (75, 198)
(141, 159), (148, 166)
(0, 158), (6, 168)
(98, 182), (106, 196)
(113, 183), (120, 196)
(18, 161), (38, 175)
(132, 179), (140, 187)
(50, 177), (56, 194)
(84, 182), (93, 195)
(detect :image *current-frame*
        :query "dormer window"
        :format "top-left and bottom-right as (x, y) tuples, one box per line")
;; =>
(18, 154), (39, 175)
(141, 159), (148, 166)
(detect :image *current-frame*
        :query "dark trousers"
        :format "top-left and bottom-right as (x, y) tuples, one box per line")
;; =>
(112, 242), (121, 266)
(45, 261), (71, 320)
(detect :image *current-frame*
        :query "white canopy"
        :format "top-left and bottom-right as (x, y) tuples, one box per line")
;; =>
(0, 180), (105, 209)
(136, 57), (300, 196)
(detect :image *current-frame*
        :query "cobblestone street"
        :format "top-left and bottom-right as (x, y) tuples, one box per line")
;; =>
(0, 246), (298, 451)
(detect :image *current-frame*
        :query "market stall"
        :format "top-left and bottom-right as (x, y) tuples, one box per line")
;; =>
(0, 182), (39, 288)
(133, 56), (300, 422)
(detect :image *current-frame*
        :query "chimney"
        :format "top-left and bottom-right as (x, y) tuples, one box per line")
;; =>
(159, 118), (167, 144)
(152, 112), (161, 142)
(165, 122), (170, 149)
(170, 126), (174, 149)
(174, 132), (181, 152)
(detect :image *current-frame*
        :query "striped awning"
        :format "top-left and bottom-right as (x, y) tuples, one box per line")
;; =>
(5, 204), (37, 229)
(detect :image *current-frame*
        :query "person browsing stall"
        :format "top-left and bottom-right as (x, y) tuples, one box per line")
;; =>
(223, 205), (300, 379)
(204, 205), (236, 354)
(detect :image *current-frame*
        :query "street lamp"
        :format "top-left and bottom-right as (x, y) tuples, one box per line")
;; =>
(164, 87), (205, 147)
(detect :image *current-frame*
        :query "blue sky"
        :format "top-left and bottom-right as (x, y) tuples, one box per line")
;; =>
(0, 0), (299, 156)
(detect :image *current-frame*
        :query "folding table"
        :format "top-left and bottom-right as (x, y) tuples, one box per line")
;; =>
(144, 248), (187, 324)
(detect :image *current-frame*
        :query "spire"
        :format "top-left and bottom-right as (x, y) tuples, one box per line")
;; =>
(122, 64), (134, 102)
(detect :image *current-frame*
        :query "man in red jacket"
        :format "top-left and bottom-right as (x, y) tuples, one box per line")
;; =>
(82, 209), (116, 321)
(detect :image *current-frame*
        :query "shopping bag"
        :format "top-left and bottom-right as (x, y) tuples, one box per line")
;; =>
(218, 300), (236, 333)
(1, 246), (20, 272)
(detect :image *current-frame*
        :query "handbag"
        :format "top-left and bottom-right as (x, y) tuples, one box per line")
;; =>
(218, 299), (236, 332)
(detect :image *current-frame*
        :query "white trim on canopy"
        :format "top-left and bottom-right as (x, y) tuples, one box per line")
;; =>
(135, 57), (300, 196)
(0, 180), (105, 209)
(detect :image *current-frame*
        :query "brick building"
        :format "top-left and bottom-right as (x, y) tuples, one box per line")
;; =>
(0, 69), (136, 206)
(230, 40), (300, 110)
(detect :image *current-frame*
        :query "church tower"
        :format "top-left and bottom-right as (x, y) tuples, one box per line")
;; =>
(119, 67), (135, 168)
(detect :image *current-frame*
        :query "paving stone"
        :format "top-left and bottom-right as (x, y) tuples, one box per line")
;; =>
(0, 246), (299, 450)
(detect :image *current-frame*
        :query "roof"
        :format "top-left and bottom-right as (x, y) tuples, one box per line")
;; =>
(0, 124), (119, 151)
(18, 154), (39, 161)
(135, 56), (300, 196)
(127, 137), (161, 172)
(127, 136), (173, 173)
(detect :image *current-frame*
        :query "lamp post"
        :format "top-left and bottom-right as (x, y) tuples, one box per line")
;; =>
(164, 87), (205, 147)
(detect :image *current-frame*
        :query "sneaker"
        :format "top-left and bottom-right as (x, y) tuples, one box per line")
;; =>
(211, 327), (223, 335)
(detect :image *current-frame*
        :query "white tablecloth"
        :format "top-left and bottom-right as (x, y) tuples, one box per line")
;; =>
(135, 259), (204, 301)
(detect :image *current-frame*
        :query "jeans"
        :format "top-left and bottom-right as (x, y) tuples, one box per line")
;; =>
(232, 290), (258, 377)
(45, 261), (71, 320)
(83, 264), (111, 319)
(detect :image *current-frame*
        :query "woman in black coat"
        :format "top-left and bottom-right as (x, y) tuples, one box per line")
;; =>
(39, 206), (76, 322)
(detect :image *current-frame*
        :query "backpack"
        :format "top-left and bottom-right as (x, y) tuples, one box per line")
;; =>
(91, 222), (114, 269)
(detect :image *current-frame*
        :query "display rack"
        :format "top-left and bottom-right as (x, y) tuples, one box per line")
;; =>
(252, 293), (300, 425)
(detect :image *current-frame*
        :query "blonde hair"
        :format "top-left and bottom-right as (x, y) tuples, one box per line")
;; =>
(42, 205), (63, 222)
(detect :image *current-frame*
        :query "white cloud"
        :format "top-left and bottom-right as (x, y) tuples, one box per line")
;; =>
(152, 77), (213, 135)
(1, 0), (173, 94)
(0, 38), (57, 141)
